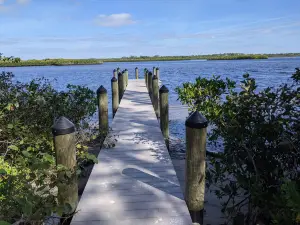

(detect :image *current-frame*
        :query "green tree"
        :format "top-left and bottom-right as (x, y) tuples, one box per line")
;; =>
(13, 57), (21, 63)
(0, 72), (99, 224)
(176, 69), (300, 224)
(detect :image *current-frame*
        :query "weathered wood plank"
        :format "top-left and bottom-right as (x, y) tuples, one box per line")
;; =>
(71, 80), (192, 225)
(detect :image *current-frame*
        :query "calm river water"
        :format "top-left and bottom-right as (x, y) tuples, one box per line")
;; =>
(1, 57), (299, 158)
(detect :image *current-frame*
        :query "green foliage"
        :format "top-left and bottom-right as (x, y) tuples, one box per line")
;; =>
(103, 53), (268, 62)
(267, 53), (300, 58)
(1, 52), (300, 67)
(0, 72), (99, 224)
(0, 53), (103, 67)
(176, 69), (300, 224)
(0, 221), (11, 225)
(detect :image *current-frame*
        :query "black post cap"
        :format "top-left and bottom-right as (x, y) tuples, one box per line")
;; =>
(185, 111), (208, 129)
(135, 67), (138, 69)
(148, 72), (152, 76)
(52, 116), (75, 136)
(113, 69), (116, 72)
(159, 85), (169, 93)
(118, 72), (123, 77)
(111, 77), (117, 82)
(156, 67), (159, 70)
(153, 66), (155, 69)
(152, 75), (158, 80)
(125, 69), (128, 71)
(117, 67), (120, 69)
(97, 85), (107, 95)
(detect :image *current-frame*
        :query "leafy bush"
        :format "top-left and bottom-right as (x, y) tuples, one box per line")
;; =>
(0, 72), (99, 224)
(176, 69), (300, 224)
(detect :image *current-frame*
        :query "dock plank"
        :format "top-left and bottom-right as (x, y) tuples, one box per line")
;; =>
(71, 80), (192, 225)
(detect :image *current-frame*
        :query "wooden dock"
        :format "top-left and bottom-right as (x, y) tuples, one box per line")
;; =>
(71, 79), (193, 225)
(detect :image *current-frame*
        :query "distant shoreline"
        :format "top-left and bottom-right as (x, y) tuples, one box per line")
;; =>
(0, 62), (104, 67)
(1, 53), (300, 67)
(0, 59), (103, 67)
(102, 54), (268, 62)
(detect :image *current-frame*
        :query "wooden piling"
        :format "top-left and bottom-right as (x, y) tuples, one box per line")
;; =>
(159, 85), (169, 145)
(135, 67), (138, 79)
(144, 68), (147, 84)
(123, 70), (127, 91)
(117, 67), (120, 74)
(156, 67), (160, 80)
(113, 69), (117, 78)
(111, 77), (119, 118)
(185, 111), (208, 225)
(125, 69), (128, 87)
(152, 75), (159, 118)
(145, 70), (148, 87)
(118, 72), (124, 103)
(97, 85), (108, 132)
(52, 116), (78, 213)
(147, 72), (153, 99)
(122, 70), (125, 90)
(152, 66), (156, 77)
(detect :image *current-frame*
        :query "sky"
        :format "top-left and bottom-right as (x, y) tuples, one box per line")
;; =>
(0, 0), (300, 59)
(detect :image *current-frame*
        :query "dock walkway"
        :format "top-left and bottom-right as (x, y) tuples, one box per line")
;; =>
(71, 79), (193, 225)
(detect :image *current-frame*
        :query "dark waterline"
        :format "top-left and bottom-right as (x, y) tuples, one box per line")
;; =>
(1, 57), (299, 156)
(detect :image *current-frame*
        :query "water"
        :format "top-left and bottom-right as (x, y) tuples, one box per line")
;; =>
(1, 57), (299, 157)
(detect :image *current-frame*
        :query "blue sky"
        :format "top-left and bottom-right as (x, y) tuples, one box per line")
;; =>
(1, 0), (300, 59)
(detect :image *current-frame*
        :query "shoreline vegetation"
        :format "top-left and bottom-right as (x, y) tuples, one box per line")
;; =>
(103, 53), (268, 62)
(0, 53), (300, 67)
(0, 58), (104, 67)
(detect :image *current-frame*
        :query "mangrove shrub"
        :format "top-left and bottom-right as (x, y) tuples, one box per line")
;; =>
(176, 69), (300, 224)
(0, 72), (99, 224)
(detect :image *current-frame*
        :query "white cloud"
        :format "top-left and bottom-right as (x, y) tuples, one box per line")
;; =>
(95, 13), (136, 27)
(16, 0), (31, 4)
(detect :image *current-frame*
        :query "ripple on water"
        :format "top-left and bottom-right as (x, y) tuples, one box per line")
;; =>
(3, 58), (299, 159)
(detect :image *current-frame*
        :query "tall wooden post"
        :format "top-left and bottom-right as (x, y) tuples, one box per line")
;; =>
(185, 111), (208, 225)
(52, 116), (78, 213)
(135, 67), (139, 79)
(159, 85), (169, 145)
(145, 70), (148, 87)
(113, 69), (117, 78)
(147, 72), (153, 99)
(153, 66), (156, 76)
(111, 77), (119, 118)
(125, 69), (128, 87)
(117, 67), (120, 74)
(97, 85), (108, 132)
(121, 70), (125, 90)
(118, 72), (124, 103)
(152, 74), (159, 117)
(144, 68), (147, 84)
(122, 70), (127, 91)
(156, 67), (160, 80)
